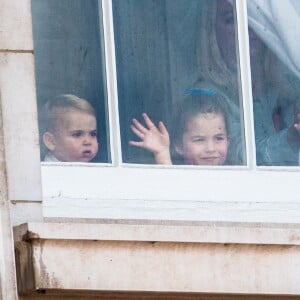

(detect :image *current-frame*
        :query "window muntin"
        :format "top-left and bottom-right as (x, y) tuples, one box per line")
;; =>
(31, 0), (110, 163)
(113, 0), (246, 166)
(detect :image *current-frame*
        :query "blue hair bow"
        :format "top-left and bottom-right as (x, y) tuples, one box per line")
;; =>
(184, 88), (216, 96)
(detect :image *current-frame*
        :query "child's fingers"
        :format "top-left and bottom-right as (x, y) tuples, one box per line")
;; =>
(132, 118), (148, 133)
(129, 140), (144, 148)
(130, 124), (144, 139)
(158, 121), (168, 135)
(142, 113), (157, 131)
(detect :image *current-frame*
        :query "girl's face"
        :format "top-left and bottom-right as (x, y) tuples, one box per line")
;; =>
(176, 113), (228, 165)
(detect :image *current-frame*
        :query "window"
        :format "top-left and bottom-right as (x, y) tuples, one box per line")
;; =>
(31, 0), (110, 163)
(113, 0), (246, 166)
(28, 0), (300, 222)
(247, 1), (300, 166)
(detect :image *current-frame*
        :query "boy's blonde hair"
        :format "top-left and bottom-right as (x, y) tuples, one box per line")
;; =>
(43, 94), (96, 132)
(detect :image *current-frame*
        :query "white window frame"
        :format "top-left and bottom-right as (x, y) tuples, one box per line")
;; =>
(35, 0), (300, 223)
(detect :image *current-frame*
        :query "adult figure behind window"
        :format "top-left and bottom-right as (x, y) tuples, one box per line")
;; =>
(195, 0), (300, 165)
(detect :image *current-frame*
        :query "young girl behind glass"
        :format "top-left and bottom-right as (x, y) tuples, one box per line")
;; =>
(129, 92), (232, 166)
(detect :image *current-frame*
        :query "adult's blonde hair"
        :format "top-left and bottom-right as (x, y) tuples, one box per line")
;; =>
(195, 0), (299, 105)
(195, 0), (242, 104)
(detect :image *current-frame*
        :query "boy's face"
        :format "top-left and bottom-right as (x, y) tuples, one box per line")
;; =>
(176, 113), (228, 165)
(45, 109), (99, 162)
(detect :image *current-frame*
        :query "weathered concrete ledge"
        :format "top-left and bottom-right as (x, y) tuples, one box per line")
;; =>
(14, 221), (300, 297)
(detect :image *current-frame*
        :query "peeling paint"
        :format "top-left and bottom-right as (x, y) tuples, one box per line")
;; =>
(22, 230), (40, 242)
(37, 240), (63, 290)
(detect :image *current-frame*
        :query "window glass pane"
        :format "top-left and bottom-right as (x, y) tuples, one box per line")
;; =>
(31, 0), (110, 163)
(113, 0), (246, 166)
(247, 0), (300, 166)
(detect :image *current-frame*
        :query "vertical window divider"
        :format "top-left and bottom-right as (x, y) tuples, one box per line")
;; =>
(100, 0), (122, 166)
(236, 0), (256, 169)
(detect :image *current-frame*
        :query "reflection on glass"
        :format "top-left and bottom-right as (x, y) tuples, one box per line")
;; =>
(31, 0), (110, 162)
(247, 0), (300, 166)
(113, 0), (246, 165)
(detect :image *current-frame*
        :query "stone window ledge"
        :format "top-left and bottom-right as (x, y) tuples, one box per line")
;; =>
(14, 220), (300, 297)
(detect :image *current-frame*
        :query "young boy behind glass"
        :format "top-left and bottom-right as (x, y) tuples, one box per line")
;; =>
(42, 94), (99, 162)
